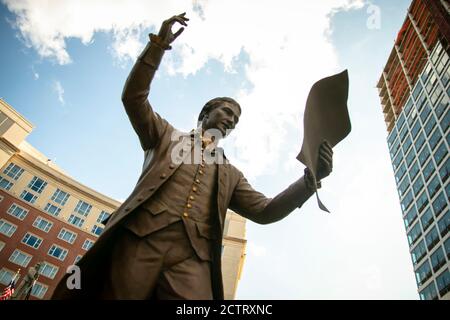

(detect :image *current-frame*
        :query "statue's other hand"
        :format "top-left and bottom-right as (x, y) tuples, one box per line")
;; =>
(158, 12), (189, 45)
(316, 140), (333, 181)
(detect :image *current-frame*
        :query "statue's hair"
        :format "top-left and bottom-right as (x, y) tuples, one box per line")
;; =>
(197, 97), (241, 122)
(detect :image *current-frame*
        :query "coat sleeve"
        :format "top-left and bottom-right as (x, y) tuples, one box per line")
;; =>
(229, 170), (315, 224)
(121, 37), (169, 151)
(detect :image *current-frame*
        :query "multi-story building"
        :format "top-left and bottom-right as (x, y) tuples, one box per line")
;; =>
(0, 98), (246, 299)
(222, 211), (246, 300)
(377, 0), (449, 300)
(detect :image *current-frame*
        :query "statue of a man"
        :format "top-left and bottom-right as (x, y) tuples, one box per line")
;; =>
(52, 13), (333, 300)
(13, 262), (41, 300)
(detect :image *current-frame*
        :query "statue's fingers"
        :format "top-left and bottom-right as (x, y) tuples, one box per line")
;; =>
(178, 12), (190, 21)
(320, 153), (332, 166)
(320, 146), (333, 159)
(173, 27), (185, 39)
(173, 16), (188, 26)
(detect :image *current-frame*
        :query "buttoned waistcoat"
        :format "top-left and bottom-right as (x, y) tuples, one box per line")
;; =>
(51, 38), (315, 300)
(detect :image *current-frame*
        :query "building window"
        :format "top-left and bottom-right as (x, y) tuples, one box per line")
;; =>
(421, 63), (431, 84)
(97, 211), (111, 224)
(7, 203), (29, 220)
(30, 281), (48, 299)
(27, 176), (47, 194)
(398, 176), (410, 197)
(44, 203), (61, 216)
(439, 158), (449, 183)
(57, 228), (77, 244)
(422, 160), (435, 182)
(441, 110), (450, 133)
(429, 129), (442, 151)
(415, 260), (432, 287)
(401, 190), (414, 213)
(420, 102), (432, 123)
(407, 222), (422, 246)
(445, 238), (450, 260)
(91, 225), (104, 236)
(412, 81), (423, 100)
(21, 233), (43, 249)
(0, 177), (13, 190)
(20, 190), (38, 204)
(387, 129), (398, 147)
(411, 240), (427, 266)
(39, 262), (59, 279)
(0, 219), (17, 237)
(430, 85), (443, 105)
(416, 92), (427, 112)
(68, 215), (84, 228)
(405, 149), (415, 168)
(74, 255), (82, 264)
(404, 206), (418, 229)
(433, 142), (447, 166)
(424, 115), (437, 136)
(420, 207), (434, 232)
(82, 239), (94, 251)
(436, 269), (450, 298)
(3, 163), (24, 180)
(392, 151), (403, 170)
(395, 162), (407, 183)
(430, 247), (446, 273)
(48, 244), (68, 261)
(427, 175), (441, 199)
(424, 226), (440, 252)
(437, 211), (449, 238)
(32, 216), (53, 233)
(413, 131), (425, 153)
(9, 249), (32, 267)
(0, 268), (15, 286)
(432, 191), (447, 217)
(0, 240), (5, 252)
(412, 176), (424, 196)
(390, 138), (401, 158)
(435, 94), (448, 119)
(51, 189), (70, 206)
(419, 281), (438, 300)
(409, 161), (420, 181)
(411, 119), (421, 137)
(418, 146), (430, 166)
(74, 200), (92, 217)
(416, 191), (428, 214)
(399, 124), (408, 142)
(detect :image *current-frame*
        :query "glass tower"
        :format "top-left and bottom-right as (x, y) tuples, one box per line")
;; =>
(377, 0), (449, 300)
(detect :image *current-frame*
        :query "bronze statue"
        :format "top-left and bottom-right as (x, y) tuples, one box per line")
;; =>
(52, 13), (333, 300)
(13, 262), (41, 300)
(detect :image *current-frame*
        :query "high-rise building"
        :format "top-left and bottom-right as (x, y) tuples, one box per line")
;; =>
(0, 98), (246, 299)
(377, 0), (450, 300)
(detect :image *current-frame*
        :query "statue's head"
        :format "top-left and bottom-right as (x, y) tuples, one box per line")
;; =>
(198, 97), (241, 139)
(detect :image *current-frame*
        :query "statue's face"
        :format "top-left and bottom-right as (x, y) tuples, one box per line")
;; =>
(202, 102), (240, 138)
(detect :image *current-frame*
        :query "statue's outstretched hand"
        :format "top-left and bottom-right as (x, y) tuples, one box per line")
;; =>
(316, 140), (333, 181)
(158, 13), (189, 45)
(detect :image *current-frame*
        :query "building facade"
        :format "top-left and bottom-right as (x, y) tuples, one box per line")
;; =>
(0, 98), (246, 299)
(377, 0), (450, 300)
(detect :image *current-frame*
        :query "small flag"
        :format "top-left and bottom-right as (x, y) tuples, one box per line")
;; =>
(0, 269), (20, 301)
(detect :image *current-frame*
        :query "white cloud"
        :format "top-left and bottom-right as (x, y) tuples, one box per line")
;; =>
(53, 80), (65, 105)
(2, 0), (193, 64)
(4, 0), (365, 178)
(31, 65), (39, 79)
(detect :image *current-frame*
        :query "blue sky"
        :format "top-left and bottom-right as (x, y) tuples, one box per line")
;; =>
(0, 0), (419, 299)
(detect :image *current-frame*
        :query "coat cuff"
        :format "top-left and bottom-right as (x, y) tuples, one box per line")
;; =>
(138, 34), (169, 69)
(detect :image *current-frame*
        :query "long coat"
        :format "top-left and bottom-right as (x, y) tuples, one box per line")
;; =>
(51, 42), (314, 300)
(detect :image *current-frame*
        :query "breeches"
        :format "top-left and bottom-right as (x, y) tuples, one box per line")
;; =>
(102, 221), (213, 299)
